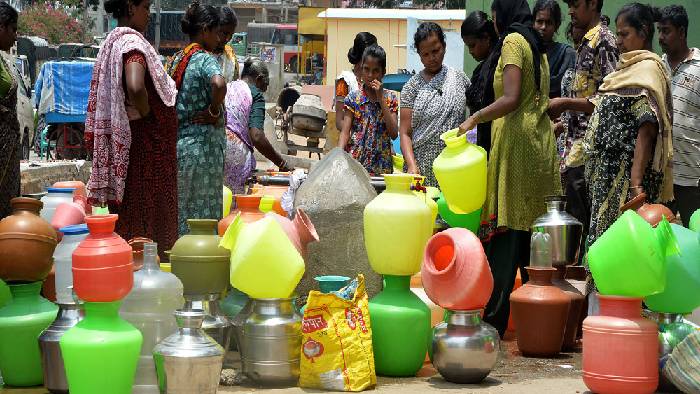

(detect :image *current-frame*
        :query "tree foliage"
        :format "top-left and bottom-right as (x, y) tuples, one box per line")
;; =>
(18, 5), (84, 44)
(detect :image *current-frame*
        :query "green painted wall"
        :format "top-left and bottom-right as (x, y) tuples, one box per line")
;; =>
(463, 0), (700, 75)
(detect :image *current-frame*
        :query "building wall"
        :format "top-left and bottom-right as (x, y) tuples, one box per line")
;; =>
(324, 18), (459, 83)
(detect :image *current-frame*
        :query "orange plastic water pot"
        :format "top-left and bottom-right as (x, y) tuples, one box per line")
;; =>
(421, 228), (493, 311)
(72, 215), (133, 302)
(582, 295), (658, 394)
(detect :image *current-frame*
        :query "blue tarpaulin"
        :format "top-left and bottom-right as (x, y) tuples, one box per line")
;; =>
(34, 60), (94, 123)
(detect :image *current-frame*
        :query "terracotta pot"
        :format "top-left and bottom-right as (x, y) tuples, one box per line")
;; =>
(72, 214), (133, 302)
(42, 263), (57, 302)
(218, 195), (264, 236)
(0, 197), (58, 282)
(583, 295), (658, 394)
(421, 228), (493, 311)
(552, 266), (585, 351)
(53, 181), (86, 198)
(509, 267), (570, 357)
(621, 193), (675, 227)
(267, 208), (319, 257)
(565, 265), (588, 340)
(128, 237), (159, 271)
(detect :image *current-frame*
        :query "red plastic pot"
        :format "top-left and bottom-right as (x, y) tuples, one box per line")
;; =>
(72, 214), (133, 302)
(421, 228), (493, 310)
(583, 295), (658, 394)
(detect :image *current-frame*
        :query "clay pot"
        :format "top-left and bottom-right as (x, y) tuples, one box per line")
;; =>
(42, 263), (57, 302)
(0, 197), (58, 282)
(72, 214), (133, 302)
(509, 267), (570, 357)
(565, 265), (588, 340)
(128, 237), (159, 271)
(218, 195), (264, 236)
(421, 228), (493, 311)
(53, 181), (86, 198)
(266, 208), (319, 257)
(621, 193), (675, 227)
(552, 266), (585, 351)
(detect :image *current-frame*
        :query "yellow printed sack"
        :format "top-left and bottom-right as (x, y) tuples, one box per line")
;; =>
(299, 275), (376, 391)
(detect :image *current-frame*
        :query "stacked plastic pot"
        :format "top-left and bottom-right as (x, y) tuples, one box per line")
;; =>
(39, 223), (89, 393)
(584, 211), (681, 394)
(170, 219), (233, 357)
(421, 228), (499, 383)
(60, 214), (143, 394)
(219, 206), (318, 386)
(0, 197), (59, 387)
(432, 129), (487, 233)
(363, 173), (433, 377)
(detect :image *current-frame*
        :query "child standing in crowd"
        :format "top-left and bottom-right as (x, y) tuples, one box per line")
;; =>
(338, 45), (399, 175)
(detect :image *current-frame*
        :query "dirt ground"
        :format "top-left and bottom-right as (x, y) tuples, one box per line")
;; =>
(1, 337), (589, 394)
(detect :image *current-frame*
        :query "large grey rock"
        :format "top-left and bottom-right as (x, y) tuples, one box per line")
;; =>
(293, 148), (382, 297)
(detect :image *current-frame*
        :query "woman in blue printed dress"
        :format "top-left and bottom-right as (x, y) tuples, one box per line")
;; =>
(166, 2), (227, 236)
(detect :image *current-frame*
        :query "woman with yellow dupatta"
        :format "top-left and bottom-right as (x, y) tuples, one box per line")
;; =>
(579, 3), (674, 246)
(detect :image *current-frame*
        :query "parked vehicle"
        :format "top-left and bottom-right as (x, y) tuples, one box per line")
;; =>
(247, 23), (299, 73)
(34, 59), (94, 160)
(2, 51), (35, 160)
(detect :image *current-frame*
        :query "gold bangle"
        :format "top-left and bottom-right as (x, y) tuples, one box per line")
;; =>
(474, 110), (482, 124)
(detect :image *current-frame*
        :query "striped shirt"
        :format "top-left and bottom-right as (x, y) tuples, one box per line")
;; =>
(664, 48), (700, 186)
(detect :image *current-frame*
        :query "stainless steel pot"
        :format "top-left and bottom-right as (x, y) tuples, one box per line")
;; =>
(431, 310), (500, 384)
(184, 294), (233, 353)
(38, 302), (84, 394)
(240, 298), (302, 386)
(532, 196), (583, 266)
(153, 309), (224, 394)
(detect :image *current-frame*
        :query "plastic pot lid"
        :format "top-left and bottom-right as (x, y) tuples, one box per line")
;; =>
(60, 224), (89, 235)
(46, 187), (76, 193)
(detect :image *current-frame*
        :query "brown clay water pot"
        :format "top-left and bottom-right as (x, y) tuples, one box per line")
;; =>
(565, 265), (588, 340)
(552, 265), (585, 351)
(41, 263), (57, 302)
(266, 208), (319, 257)
(0, 197), (58, 282)
(218, 195), (264, 236)
(620, 193), (675, 227)
(509, 267), (570, 357)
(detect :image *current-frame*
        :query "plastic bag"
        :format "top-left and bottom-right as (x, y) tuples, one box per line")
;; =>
(299, 275), (376, 391)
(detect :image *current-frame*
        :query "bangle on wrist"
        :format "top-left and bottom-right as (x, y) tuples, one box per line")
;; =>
(474, 110), (482, 124)
(208, 104), (221, 118)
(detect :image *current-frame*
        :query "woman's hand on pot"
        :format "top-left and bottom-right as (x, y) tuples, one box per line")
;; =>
(458, 115), (478, 136)
(406, 163), (420, 175)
